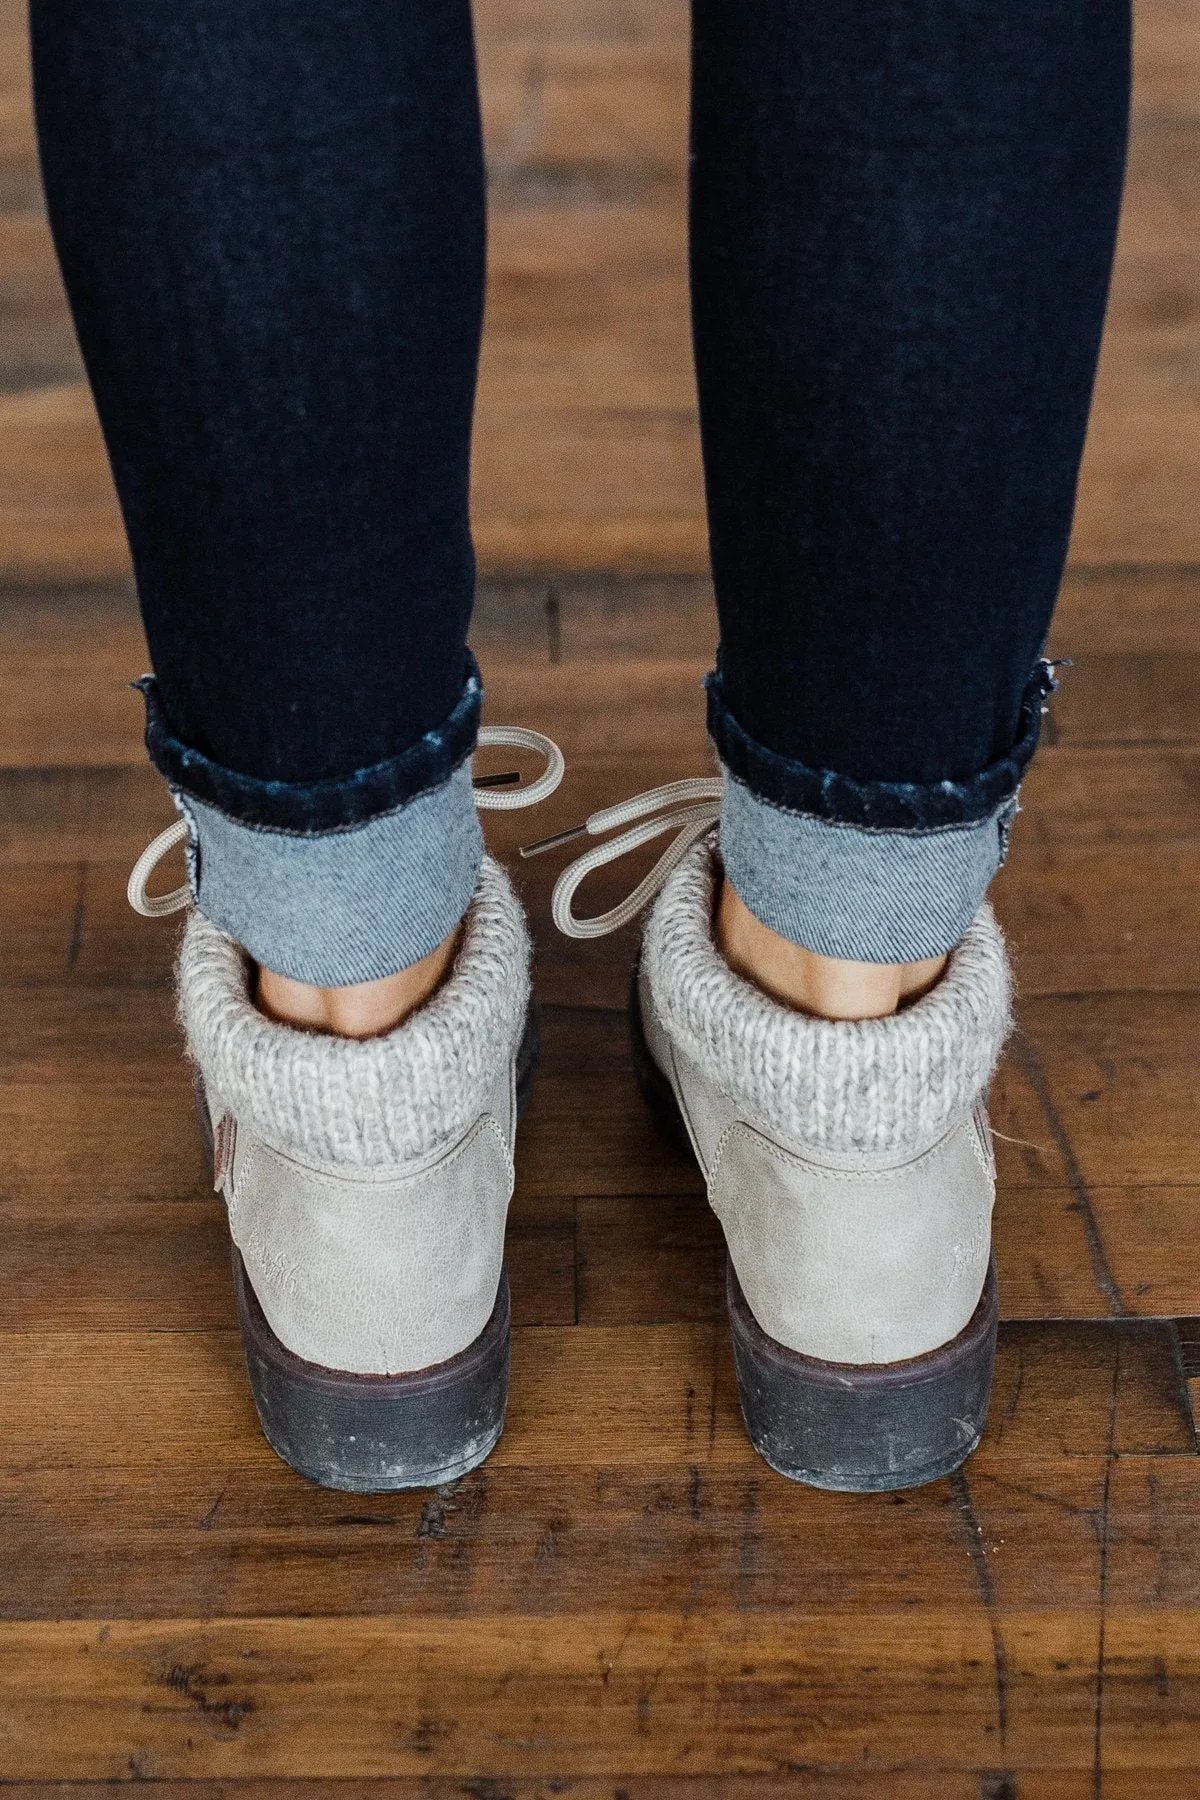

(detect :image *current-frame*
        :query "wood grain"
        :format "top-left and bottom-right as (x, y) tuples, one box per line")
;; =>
(0, 1609), (1103, 1780)
(0, 0), (1198, 1786)
(0, 1450), (1102, 1620)
(0, 1782), (1118, 1800)
(0, 1782), (1128, 1800)
(0, 1317), (1189, 1476)
(0, 1778), (1137, 1792)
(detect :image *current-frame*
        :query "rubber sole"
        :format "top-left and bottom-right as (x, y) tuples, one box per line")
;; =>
(234, 1248), (511, 1491)
(195, 1006), (539, 1491)
(629, 971), (997, 1491)
(728, 1255), (997, 1491)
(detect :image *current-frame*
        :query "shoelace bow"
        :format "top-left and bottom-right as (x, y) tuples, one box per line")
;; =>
(126, 725), (567, 918)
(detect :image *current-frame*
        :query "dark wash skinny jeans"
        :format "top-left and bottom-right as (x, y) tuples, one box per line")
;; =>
(30, 0), (1130, 984)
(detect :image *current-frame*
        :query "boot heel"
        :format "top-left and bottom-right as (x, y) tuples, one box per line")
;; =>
(233, 1251), (511, 1491)
(727, 1257), (998, 1492)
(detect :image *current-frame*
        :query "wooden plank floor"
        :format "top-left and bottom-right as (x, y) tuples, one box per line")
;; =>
(0, 0), (1198, 1794)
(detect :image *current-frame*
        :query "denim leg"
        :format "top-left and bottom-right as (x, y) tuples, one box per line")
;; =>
(691, 0), (1130, 956)
(32, 0), (489, 979)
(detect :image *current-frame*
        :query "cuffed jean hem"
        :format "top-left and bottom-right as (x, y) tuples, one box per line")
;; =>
(719, 774), (1017, 963)
(138, 654), (483, 831)
(707, 660), (1054, 830)
(174, 761), (484, 986)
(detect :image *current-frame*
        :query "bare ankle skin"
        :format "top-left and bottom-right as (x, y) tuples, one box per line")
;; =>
(255, 927), (460, 1039)
(715, 880), (947, 1022)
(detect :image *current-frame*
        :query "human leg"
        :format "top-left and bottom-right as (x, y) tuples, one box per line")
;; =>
(690, 0), (1130, 992)
(32, 0), (544, 1486)
(32, 0), (489, 995)
(627, 0), (1131, 1485)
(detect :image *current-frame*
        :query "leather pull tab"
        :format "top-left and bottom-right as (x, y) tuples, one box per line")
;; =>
(212, 1113), (237, 1192)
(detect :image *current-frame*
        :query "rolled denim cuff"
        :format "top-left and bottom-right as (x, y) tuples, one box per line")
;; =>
(139, 661), (484, 985)
(719, 776), (1015, 961)
(710, 660), (1054, 962)
(139, 654), (482, 831)
(173, 767), (482, 985)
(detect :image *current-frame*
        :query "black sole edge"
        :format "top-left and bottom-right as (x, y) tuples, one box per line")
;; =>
(728, 1257), (999, 1492)
(233, 1251), (512, 1492)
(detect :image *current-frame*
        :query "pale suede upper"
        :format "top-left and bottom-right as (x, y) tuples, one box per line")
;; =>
(639, 961), (998, 1366)
(180, 854), (530, 1377)
(217, 1059), (517, 1374)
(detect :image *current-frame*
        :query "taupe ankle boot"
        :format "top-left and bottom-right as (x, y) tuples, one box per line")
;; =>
(541, 792), (1011, 1493)
(633, 837), (1010, 1491)
(176, 856), (533, 1490)
(130, 726), (562, 1491)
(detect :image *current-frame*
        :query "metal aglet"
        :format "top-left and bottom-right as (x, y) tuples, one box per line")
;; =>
(472, 770), (522, 790)
(519, 821), (588, 859)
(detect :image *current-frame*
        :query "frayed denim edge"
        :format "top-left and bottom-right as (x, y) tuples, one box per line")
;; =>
(707, 657), (1057, 831)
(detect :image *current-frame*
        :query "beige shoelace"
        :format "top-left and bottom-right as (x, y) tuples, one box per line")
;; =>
(127, 724), (566, 918)
(523, 775), (722, 940)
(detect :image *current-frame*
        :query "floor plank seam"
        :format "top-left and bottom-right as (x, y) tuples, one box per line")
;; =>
(1091, 1341), (1120, 1800)
(948, 1467), (1009, 1749)
(1009, 1032), (1126, 1319)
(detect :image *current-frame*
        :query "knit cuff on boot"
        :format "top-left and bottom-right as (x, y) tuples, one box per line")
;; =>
(642, 836), (1011, 1159)
(177, 854), (531, 1168)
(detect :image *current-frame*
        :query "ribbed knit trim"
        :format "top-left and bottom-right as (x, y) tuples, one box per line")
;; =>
(643, 836), (1011, 1159)
(177, 854), (530, 1169)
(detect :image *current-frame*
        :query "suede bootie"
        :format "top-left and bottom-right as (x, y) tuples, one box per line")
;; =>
(176, 854), (534, 1491)
(633, 836), (1011, 1491)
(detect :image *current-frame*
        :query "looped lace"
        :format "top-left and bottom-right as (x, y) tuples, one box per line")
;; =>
(127, 724), (566, 919)
(127, 817), (193, 918)
(522, 775), (722, 940)
(469, 725), (565, 811)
